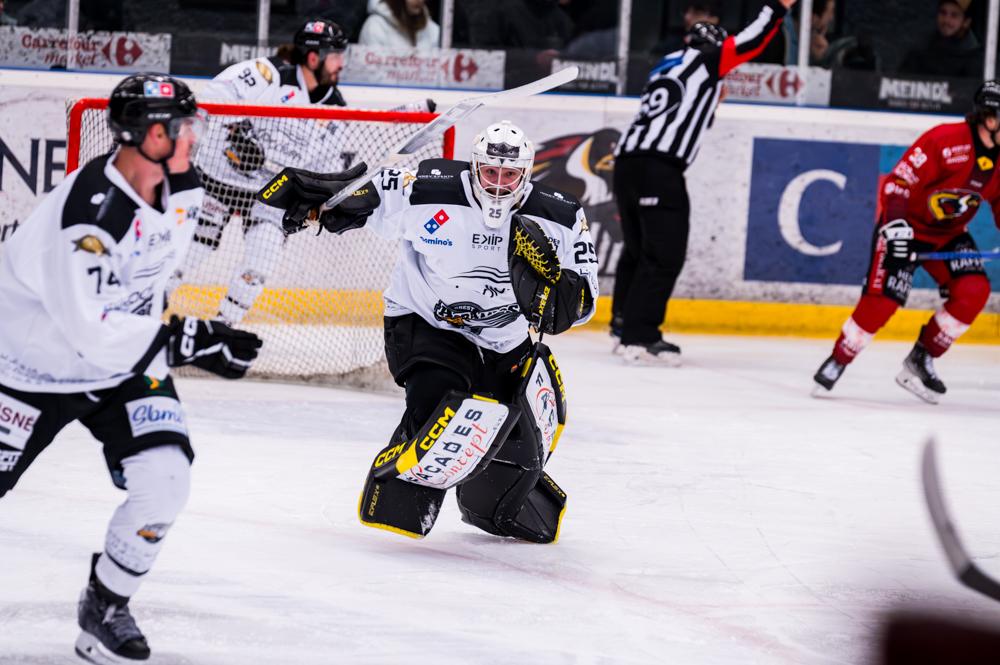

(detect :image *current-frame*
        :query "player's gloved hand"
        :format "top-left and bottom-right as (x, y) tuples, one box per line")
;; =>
(224, 119), (266, 173)
(165, 316), (262, 379)
(255, 162), (371, 235)
(880, 218), (914, 261)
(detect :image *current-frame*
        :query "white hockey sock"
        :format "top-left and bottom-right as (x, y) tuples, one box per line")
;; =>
(837, 317), (874, 359)
(95, 445), (191, 599)
(218, 221), (283, 325)
(932, 308), (970, 346)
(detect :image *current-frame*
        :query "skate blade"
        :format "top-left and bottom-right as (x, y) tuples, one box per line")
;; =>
(810, 382), (832, 397)
(895, 369), (940, 405)
(75, 632), (140, 664)
(622, 349), (681, 367)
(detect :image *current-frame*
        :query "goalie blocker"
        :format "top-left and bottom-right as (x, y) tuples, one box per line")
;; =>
(359, 341), (569, 543)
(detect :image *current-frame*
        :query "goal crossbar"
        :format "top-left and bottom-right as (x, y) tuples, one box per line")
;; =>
(67, 98), (455, 172)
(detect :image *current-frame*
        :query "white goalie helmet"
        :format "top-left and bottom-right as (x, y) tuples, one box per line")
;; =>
(470, 120), (535, 228)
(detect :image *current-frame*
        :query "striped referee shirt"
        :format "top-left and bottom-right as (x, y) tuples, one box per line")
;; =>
(618, 0), (787, 167)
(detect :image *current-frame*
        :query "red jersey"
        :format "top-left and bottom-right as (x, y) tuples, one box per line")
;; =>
(880, 121), (1000, 243)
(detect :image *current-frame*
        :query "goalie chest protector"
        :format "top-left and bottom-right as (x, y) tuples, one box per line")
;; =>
(517, 182), (581, 230)
(408, 158), (583, 232)
(410, 159), (474, 207)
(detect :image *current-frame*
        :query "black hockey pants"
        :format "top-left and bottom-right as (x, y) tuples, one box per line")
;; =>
(611, 155), (690, 346)
(383, 314), (532, 437)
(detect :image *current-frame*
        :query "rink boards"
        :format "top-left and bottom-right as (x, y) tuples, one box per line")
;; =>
(173, 283), (1000, 344)
(0, 70), (997, 343)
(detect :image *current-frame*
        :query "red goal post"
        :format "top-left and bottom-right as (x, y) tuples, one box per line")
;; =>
(65, 98), (455, 386)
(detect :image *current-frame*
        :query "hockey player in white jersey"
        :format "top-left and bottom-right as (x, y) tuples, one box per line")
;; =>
(257, 121), (599, 543)
(0, 74), (261, 664)
(170, 18), (351, 325)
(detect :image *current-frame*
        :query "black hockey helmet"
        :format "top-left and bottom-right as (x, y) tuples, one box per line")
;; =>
(294, 18), (347, 56)
(108, 73), (198, 147)
(686, 21), (728, 50)
(973, 80), (1000, 118)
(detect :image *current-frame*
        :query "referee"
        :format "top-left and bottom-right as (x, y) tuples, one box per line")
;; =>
(612, 0), (795, 365)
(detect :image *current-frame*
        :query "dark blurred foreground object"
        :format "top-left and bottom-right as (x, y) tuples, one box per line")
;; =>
(879, 611), (1000, 664)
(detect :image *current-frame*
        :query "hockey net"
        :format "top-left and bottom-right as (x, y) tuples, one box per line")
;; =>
(67, 99), (454, 387)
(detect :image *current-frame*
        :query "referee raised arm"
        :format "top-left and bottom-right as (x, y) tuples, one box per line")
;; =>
(611, 0), (796, 365)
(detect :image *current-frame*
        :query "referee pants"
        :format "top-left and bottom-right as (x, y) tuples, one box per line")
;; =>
(611, 155), (690, 346)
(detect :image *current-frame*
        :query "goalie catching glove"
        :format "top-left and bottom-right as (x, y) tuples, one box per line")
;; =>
(255, 162), (381, 235)
(508, 214), (593, 335)
(165, 316), (262, 379)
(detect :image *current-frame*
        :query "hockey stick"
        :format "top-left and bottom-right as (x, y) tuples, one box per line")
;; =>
(921, 438), (1000, 603)
(316, 66), (579, 211)
(911, 248), (1000, 261)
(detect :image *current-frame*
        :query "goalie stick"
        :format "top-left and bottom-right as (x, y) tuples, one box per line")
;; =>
(316, 66), (579, 211)
(921, 438), (1000, 603)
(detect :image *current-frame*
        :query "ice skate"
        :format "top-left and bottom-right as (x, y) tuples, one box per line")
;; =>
(622, 339), (682, 366)
(75, 568), (150, 664)
(812, 355), (845, 395)
(896, 343), (946, 404)
(610, 315), (624, 355)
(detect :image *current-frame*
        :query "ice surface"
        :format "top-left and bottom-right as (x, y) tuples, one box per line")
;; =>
(2, 331), (999, 664)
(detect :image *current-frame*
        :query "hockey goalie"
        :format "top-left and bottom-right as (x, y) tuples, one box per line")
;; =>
(257, 121), (599, 543)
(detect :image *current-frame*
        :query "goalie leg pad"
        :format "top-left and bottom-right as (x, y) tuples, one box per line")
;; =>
(359, 392), (520, 538)
(455, 435), (567, 544)
(359, 421), (445, 539)
(359, 475), (447, 540)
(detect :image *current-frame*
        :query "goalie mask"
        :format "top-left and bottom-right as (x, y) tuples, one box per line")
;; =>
(471, 121), (535, 229)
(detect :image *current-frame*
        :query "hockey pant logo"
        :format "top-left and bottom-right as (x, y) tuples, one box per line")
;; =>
(125, 397), (188, 438)
(432, 301), (522, 334)
(0, 391), (40, 472)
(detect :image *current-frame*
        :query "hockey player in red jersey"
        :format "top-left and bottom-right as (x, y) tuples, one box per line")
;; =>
(813, 81), (1000, 403)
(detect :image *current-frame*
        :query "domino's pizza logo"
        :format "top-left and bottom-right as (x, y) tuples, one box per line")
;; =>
(143, 81), (175, 98)
(303, 21), (325, 33)
(423, 209), (449, 234)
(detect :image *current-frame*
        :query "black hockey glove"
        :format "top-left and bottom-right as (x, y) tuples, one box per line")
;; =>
(224, 119), (266, 173)
(255, 162), (377, 235)
(165, 316), (262, 379)
(509, 215), (593, 335)
(880, 218), (914, 261)
(319, 179), (382, 235)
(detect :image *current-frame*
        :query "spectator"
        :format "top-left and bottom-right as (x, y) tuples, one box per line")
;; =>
(652, 0), (722, 56)
(475, 0), (573, 50)
(358, 0), (440, 49)
(899, 0), (982, 78)
(809, 0), (835, 64)
(682, 0), (722, 31)
(0, 0), (17, 26)
(758, 0), (835, 66)
(561, 0), (619, 59)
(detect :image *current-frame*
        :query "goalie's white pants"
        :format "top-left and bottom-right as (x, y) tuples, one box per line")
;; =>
(94, 445), (191, 599)
(218, 216), (285, 325)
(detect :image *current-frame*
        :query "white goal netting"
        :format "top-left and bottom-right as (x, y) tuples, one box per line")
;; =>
(68, 100), (453, 387)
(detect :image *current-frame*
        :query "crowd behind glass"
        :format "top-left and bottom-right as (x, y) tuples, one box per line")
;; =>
(0, 0), (994, 88)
